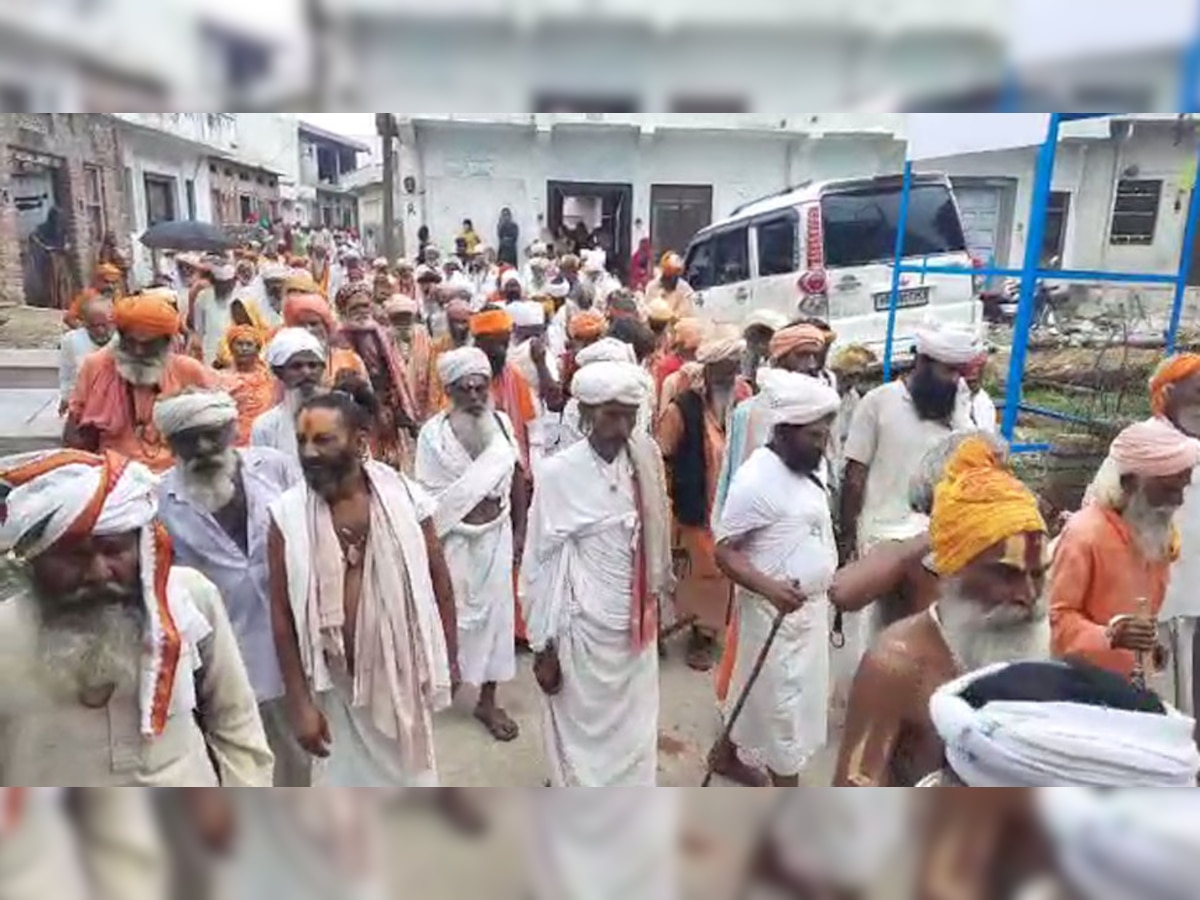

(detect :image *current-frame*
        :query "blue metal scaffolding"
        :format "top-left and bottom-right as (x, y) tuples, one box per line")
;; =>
(884, 113), (1200, 454)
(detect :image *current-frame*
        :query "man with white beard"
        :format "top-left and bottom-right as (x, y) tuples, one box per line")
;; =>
(1051, 417), (1200, 684)
(415, 347), (525, 743)
(522, 360), (674, 786)
(155, 388), (310, 785)
(251, 327), (327, 460)
(0, 449), (273, 786)
(834, 435), (1049, 786)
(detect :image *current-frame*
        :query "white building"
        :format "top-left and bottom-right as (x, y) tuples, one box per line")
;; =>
(389, 113), (907, 276)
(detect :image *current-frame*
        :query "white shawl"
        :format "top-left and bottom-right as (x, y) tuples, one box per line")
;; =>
(415, 412), (517, 538)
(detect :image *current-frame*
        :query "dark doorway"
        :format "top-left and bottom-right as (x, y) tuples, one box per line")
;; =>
(11, 150), (71, 309)
(650, 183), (713, 262)
(546, 180), (633, 282)
(1041, 190), (1070, 267)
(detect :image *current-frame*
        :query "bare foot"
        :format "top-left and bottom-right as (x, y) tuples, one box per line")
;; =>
(707, 739), (770, 787)
(474, 703), (520, 742)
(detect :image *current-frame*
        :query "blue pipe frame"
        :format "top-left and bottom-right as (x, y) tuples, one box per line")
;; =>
(884, 112), (1200, 453)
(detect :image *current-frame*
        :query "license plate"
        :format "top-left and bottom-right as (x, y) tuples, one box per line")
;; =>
(873, 286), (930, 312)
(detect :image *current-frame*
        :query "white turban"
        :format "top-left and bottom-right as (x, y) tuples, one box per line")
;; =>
(572, 361), (646, 407)
(508, 300), (545, 327)
(265, 327), (326, 368)
(437, 347), (491, 386)
(209, 262), (235, 281)
(758, 368), (841, 427)
(1039, 789), (1200, 900)
(152, 390), (238, 438)
(500, 269), (523, 290)
(582, 249), (606, 273)
(545, 279), (570, 299)
(575, 337), (636, 367)
(260, 262), (289, 281)
(930, 662), (1200, 787)
(914, 322), (980, 365)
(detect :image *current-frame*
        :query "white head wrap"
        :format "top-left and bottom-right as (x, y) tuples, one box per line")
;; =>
(572, 361), (646, 407)
(508, 300), (545, 327)
(500, 269), (523, 291)
(209, 262), (235, 281)
(260, 262), (289, 281)
(914, 322), (981, 365)
(545, 279), (570, 299)
(930, 662), (1200, 787)
(153, 390), (238, 438)
(437, 347), (492, 386)
(582, 248), (606, 273)
(265, 327), (327, 368)
(372, 256), (389, 269)
(758, 368), (841, 427)
(575, 337), (636, 367)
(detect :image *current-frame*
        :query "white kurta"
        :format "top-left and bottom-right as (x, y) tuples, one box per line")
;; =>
(251, 404), (299, 460)
(521, 440), (659, 786)
(714, 447), (837, 777)
(415, 411), (517, 686)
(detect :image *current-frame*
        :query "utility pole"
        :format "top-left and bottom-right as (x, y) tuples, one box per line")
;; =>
(376, 113), (397, 263)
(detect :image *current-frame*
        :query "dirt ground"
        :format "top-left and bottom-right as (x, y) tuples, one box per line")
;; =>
(0, 305), (67, 349)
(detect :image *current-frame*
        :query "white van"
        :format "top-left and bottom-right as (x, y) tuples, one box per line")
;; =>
(682, 173), (978, 351)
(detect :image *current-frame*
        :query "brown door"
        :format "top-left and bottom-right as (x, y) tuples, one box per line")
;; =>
(650, 184), (713, 261)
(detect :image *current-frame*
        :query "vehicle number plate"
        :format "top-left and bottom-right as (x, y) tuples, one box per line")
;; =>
(873, 286), (930, 312)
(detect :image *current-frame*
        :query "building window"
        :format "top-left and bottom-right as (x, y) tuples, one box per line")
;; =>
(1041, 191), (1070, 267)
(211, 188), (224, 223)
(713, 227), (750, 286)
(185, 179), (196, 220)
(82, 164), (106, 248)
(755, 213), (799, 277)
(669, 96), (747, 113)
(239, 194), (253, 222)
(1110, 179), (1161, 245)
(533, 94), (640, 114)
(143, 172), (176, 226)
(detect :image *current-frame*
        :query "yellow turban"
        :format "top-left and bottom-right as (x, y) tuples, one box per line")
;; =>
(930, 437), (1046, 576)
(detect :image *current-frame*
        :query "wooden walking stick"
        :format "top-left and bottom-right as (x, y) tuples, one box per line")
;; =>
(1131, 596), (1150, 691)
(701, 605), (789, 787)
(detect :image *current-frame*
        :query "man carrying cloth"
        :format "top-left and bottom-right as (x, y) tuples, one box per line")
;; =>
(65, 291), (216, 473)
(0, 449), (273, 786)
(1051, 417), (1199, 684)
(522, 361), (674, 786)
(834, 436), (1049, 786)
(416, 348), (527, 743)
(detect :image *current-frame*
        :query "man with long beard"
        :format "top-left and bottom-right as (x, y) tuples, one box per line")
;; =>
(0, 449), (273, 786)
(155, 389), (309, 786)
(385, 294), (435, 423)
(416, 347), (527, 743)
(268, 385), (460, 786)
(1051, 417), (1199, 683)
(522, 361), (674, 786)
(655, 329), (753, 671)
(251, 327), (327, 460)
(65, 292), (216, 473)
(833, 435), (1049, 786)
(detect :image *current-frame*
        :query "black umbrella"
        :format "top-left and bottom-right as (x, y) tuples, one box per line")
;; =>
(140, 220), (237, 253)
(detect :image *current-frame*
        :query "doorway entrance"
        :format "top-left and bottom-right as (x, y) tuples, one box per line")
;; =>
(546, 180), (633, 283)
(10, 149), (71, 309)
(650, 183), (713, 262)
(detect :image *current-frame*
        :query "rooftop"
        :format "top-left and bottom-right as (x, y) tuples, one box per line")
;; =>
(298, 120), (371, 153)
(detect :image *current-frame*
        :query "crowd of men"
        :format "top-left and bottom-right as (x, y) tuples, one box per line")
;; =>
(0, 222), (1198, 894)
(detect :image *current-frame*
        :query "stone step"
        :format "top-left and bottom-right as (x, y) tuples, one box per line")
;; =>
(0, 350), (59, 390)
(0, 389), (63, 454)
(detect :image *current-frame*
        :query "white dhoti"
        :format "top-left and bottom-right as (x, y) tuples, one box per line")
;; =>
(415, 411), (519, 688)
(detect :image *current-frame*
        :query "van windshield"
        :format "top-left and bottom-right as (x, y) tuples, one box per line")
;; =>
(820, 183), (967, 269)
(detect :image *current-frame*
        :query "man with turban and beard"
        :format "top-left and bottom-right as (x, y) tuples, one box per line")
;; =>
(251, 327), (328, 460)
(656, 316), (707, 410)
(522, 361), (674, 785)
(191, 259), (267, 367)
(553, 337), (653, 454)
(282, 291), (369, 384)
(219, 323), (277, 446)
(644, 251), (695, 319)
(268, 384), (460, 786)
(385, 294), (435, 423)
(470, 307), (542, 472)
(838, 323), (975, 666)
(712, 371), (842, 786)
(1051, 417), (1199, 684)
(155, 390), (309, 786)
(0, 449), (274, 786)
(336, 284), (419, 472)
(65, 292), (216, 473)
(509, 299), (566, 466)
(834, 436), (1049, 786)
(416, 347), (527, 743)
(656, 328), (754, 671)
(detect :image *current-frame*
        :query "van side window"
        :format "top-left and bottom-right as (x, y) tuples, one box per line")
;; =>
(684, 239), (714, 290)
(756, 214), (798, 276)
(713, 227), (750, 285)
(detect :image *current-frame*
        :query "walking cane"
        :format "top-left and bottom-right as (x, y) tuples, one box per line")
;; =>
(1131, 595), (1150, 691)
(701, 605), (789, 787)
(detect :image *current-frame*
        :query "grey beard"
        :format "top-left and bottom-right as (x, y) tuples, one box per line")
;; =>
(36, 600), (145, 703)
(180, 447), (239, 513)
(1124, 490), (1177, 562)
(709, 382), (734, 422)
(448, 405), (497, 459)
(113, 347), (167, 387)
(936, 577), (1050, 672)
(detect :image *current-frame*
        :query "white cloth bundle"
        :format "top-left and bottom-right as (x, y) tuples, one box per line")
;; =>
(757, 368), (841, 426)
(266, 327), (326, 368)
(153, 390), (238, 438)
(929, 662), (1200, 787)
(575, 337), (636, 367)
(436, 347), (491, 386)
(571, 361), (646, 407)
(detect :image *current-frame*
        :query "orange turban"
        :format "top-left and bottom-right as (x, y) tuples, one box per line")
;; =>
(283, 293), (334, 330)
(672, 316), (706, 352)
(567, 309), (607, 341)
(470, 309), (514, 337)
(768, 324), (826, 361)
(660, 252), (684, 276)
(112, 292), (181, 339)
(95, 263), (122, 284)
(1150, 354), (1200, 416)
(225, 323), (264, 348)
(930, 436), (1046, 576)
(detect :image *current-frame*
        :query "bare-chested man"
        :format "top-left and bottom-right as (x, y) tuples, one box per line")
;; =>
(834, 435), (1049, 787)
